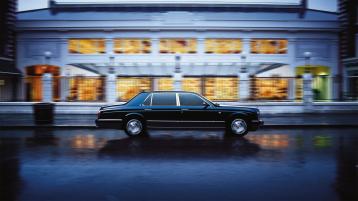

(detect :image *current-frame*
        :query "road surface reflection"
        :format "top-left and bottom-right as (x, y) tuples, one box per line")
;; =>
(0, 128), (356, 201)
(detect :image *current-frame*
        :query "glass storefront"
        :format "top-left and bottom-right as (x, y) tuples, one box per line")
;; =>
(114, 39), (151, 54)
(251, 39), (287, 54)
(68, 39), (106, 54)
(204, 77), (238, 101)
(205, 39), (242, 54)
(68, 77), (105, 101)
(252, 77), (289, 100)
(182, 78), (202, 94)
(117, 77), (152, 101)
(157, 78), (174, 91)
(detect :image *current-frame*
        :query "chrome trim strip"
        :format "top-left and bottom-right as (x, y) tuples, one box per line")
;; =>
(148, 126), (225, 129)
(147, 120), (225, 123)
(98, 119), (123, 122)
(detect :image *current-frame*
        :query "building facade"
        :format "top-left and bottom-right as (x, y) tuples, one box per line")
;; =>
(16, 0), (340, 102)
(0, 0), (20, 101)
(339, 0), (358, 98)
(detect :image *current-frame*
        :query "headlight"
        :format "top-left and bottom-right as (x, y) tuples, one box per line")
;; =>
(256, 110), (260, 117)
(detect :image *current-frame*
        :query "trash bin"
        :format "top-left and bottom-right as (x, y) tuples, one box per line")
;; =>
(33, 103), (54, 125)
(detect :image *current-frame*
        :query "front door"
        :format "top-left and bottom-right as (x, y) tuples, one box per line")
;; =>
(178, 93), (223, 128)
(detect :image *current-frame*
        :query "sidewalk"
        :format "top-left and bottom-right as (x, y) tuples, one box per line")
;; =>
(1, 113), (358, 128)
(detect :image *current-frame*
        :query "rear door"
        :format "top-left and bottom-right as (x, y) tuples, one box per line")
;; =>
(178, 93), (224, 128)
(143, 92), (181, 128)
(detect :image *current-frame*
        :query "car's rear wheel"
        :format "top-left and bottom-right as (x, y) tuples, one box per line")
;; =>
(124, 118), (146, 137)
(226, 118), (248, 136)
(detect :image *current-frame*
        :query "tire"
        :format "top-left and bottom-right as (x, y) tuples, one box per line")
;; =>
(124, 118), (146, 137)
(226, 118), (248, 137)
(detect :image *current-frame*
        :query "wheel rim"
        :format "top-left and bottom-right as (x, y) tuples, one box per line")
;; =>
(126, 119), (142, 135)
(231, 119), (247, 135)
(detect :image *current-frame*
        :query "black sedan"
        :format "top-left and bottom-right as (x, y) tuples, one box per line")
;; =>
(96, 91), (263, 137)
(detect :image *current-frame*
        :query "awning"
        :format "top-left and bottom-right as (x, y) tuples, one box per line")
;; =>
(0, 60), (21, 76)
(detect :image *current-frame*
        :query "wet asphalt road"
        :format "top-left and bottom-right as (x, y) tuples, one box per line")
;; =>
(0, 128), (357, 201)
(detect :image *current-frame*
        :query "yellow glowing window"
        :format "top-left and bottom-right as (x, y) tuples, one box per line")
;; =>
(205, 39), (242, 54)
(68, 39), (106, 54)
(159, 38), (197, 54)
(114, 39), (151, 54)
(117, 78), (152, 101)
(157, 78), (173, 91)
(68, 77), (105, 101)
(250, 39), (287, 54)
(252, 78), (288, 100)
(204, 77), (238, 101)
(182, 78), (202, 94)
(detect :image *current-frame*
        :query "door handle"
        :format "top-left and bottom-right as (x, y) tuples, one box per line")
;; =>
(181, 109), (189, 111)
(144, 109), (152, 111)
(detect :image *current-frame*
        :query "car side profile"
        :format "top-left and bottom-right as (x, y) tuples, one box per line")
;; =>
(96, 91), (263, 137)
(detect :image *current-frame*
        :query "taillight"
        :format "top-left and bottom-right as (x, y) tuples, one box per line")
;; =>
(97, 111), (101, 119)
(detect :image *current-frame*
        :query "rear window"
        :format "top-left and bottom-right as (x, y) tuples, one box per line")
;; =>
(152, 93), (177, 106)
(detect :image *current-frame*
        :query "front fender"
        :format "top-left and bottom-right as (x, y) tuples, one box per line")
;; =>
(226, 112), (251, 122)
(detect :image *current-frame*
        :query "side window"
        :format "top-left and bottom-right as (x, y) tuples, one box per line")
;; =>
(142, 94), (152, 106)
(179, 93), (205, 106)
(152, 93), (177, 106)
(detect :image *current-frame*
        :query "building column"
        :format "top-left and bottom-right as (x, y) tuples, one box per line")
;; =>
(197, 38), (205, 55)
(106, 74), (117, 102)
(152, 38), (159, 55)
(242, 38), (250, 55)
(303, 73), (313, 111)
(288, 38), (297, 100)
(239, 73), (250, 101)
(106, 38), (114, 54)
(42, 73), (53, 102)
(60, 67), (70, 101)
(173, 73), (182, 91)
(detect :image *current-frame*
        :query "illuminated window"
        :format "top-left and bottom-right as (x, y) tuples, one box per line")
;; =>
(157, 78), (173, 91)
(205, 39), (242, 54)
(250, 39), (287, 54)
(114, 39), (151, 54)
(68, 39), (106, 54)
(204, 77), (238, 101)
(252, 77), (288, 100)
(160, 38), (197, 54)
(182, 78), (202, 94)
(117, 77), (152, 101)
(68, 77), (105, 101)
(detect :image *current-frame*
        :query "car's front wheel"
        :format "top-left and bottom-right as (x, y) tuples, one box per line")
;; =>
(226, 118), (248, 136)
(124, 118), (146, 137)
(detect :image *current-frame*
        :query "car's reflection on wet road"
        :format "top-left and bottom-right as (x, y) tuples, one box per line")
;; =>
(0, 128), (357, 201)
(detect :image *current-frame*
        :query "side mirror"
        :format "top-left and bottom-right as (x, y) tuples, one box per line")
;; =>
(214, 103), (220, 107)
